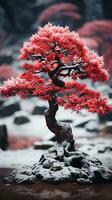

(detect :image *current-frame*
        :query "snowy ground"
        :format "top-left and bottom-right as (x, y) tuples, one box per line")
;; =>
(0, 137), (112, 169)
(0, 99), (98, 140)
(79, 137), (112, 168)
(0, 98), (112, 170)
(0, 148), (45, 168)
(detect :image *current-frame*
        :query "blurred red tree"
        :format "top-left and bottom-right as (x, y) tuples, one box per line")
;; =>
(37, 3), (81, 25)
(0, 23), (112, 143)
(78, 20), (112, 74)
(0, 64), (17, 81)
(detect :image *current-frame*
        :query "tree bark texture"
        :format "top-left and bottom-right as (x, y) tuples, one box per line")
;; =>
(44, 94), (74, 145)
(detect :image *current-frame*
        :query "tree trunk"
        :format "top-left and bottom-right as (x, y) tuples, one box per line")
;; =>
(44, 94), (75, 146)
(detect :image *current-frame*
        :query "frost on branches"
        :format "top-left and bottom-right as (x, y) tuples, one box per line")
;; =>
(0, 23), (111, 115)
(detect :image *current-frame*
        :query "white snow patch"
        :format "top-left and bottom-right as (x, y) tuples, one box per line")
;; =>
(0, 115), (54, 139)
(0, 148), (45, 168)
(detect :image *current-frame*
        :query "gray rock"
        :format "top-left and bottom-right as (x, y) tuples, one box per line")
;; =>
(0, 100), (21, 117)
(13, 111), (30, 125)
(59, 119), (73, 123)
(32, 105), (47, 115)
(85, 121), (99, 132)
(34, 141), (54, 150)
(6, 142), (112, 184)
(0, 124), (8, 150)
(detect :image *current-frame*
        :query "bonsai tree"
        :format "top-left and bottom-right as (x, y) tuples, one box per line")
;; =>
(1, 23), (112, 184)
(1, 23), (111, 143)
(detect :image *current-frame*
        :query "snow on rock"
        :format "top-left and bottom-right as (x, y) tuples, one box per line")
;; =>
(32, 105), (47, 115)
(0, 99), (21, 118)
(34, 141), (54, 150)
(5, 142), (112, 184)
(79, 138), (112, 169)
(13, 111), (30, 125)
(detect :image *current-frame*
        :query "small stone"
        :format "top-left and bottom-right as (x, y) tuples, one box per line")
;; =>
(13, 111), (30, 125)
(34, 141), (54, 150)
(32, 105), (47, 115)
(43, 160), (51, 169)
(70, 155), (83, 169)
(92, 169), (105, 182)
(59, 119), (73, 123)
(0, 124), (8, 150)
(0, 100), (21, 118)
(77, 178), (92, 184)
(85, 120), (99, 132)
(51, 162), (63, 171)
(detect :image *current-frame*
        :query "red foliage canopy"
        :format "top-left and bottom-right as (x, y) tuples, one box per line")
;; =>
(0, 23), (111, 114)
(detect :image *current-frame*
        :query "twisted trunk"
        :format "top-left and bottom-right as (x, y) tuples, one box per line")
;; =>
(44, 94), (74, 146)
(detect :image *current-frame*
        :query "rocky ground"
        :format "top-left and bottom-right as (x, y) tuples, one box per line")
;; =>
(0, 97), (112, 200)
(0, 96), (112, 184)
(5, 142), (111, 184)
